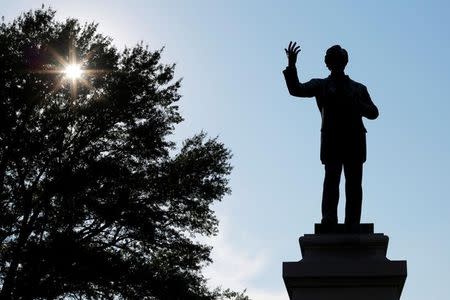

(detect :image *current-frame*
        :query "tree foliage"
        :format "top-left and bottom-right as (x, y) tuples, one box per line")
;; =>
(0, 8), (236, 300)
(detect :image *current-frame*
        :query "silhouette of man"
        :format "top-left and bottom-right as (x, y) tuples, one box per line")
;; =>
(283, 42), (379, 225)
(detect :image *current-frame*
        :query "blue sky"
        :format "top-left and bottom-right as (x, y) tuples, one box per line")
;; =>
(3, 1), (450, 299)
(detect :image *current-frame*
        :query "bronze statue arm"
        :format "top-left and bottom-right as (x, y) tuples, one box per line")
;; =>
(283, 42), (320, 98)
(358, 87), (379, 120)
(283, 66), (320, 98)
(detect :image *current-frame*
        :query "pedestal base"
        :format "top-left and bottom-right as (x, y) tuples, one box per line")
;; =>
(283, 224), (407, 300)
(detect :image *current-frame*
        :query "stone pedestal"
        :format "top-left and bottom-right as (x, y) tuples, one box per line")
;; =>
(283, 224), (407, 300)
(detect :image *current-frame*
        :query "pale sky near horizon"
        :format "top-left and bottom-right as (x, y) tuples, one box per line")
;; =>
(3, 1), (450, 299)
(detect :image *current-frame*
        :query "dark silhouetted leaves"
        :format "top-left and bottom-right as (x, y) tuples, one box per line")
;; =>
(0, 8), (239, 300)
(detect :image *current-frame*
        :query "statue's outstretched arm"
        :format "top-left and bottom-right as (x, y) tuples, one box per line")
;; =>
(283, 67), (320, 98)
(283, 41), (320, 98)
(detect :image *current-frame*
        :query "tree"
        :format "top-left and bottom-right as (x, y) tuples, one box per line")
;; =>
(0, 8), (238, 300)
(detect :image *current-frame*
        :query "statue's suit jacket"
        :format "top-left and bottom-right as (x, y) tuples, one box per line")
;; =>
(283, 66), (379, 163)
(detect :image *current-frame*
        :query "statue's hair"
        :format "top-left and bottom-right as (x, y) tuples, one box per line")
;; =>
(325, 45), (348, 70)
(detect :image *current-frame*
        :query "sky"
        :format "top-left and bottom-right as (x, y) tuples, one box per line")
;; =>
(2, 1), (450, 299)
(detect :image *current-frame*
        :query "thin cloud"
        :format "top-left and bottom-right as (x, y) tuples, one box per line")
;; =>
(203, 216), (287, 300)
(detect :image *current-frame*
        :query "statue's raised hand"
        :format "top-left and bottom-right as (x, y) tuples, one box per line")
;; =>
(285, 41), (301, 68)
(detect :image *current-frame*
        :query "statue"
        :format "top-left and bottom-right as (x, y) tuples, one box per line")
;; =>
(283, 42), (379, 225)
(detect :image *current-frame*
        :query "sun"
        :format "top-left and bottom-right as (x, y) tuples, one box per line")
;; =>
(39, 46), (109, 97)
(64, 64), (83, 79)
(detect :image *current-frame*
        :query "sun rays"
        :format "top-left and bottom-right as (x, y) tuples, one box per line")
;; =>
(37, 45), (109, 100)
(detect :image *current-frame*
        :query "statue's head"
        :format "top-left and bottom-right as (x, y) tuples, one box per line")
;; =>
(325, 45), (348, 72)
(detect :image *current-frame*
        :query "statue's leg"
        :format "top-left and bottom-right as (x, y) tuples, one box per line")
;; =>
(343, 162), (363, 224)
(321, 162), (342, 224)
